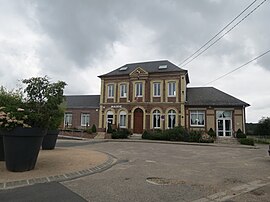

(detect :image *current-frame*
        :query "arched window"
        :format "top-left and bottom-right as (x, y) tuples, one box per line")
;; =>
(153, 109), (161, 128)
(168, 109), (176, 129)
(119, 111), (127, 128)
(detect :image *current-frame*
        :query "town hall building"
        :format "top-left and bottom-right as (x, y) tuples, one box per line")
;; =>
(64, 60), (249, 137)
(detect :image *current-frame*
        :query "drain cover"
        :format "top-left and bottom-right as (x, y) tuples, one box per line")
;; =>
(146, 177), (186, 185)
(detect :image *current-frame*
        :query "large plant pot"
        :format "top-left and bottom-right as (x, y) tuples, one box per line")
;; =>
(42, 130), (59, 150)
(3, 127), (46, 172)
(0, 133), (4, 161)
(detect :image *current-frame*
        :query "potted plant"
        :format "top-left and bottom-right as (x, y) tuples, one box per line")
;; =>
(0, 76), (66, 172)
(0, 87), (27, 162)
(42, 81), (66, 150)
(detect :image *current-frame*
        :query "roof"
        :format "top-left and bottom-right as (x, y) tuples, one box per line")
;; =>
(99, 60), (188, 81)
(186, 87), (249, 107)
(64, 95), (100, 108)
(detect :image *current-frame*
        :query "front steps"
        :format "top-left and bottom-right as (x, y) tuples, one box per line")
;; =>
(215, 137), (239, 144)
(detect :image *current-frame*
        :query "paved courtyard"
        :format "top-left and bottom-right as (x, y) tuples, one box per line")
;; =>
(0, 140), (269, 201)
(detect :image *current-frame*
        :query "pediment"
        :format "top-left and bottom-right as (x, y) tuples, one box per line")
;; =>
(129, 67), (148, 77)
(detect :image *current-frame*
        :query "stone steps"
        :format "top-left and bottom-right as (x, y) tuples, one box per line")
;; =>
(215, 137), (239, 144)
(94, 132), (106, 139)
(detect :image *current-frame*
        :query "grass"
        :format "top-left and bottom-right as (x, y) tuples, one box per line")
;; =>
(247, 136), (270, 144)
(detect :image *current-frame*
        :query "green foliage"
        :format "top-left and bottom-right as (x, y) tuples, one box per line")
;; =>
(84, 128), (92, 134)
(255, 117), (270, 136)
(22, 76), (66, 129)
(207, 128), (216, 138)
(236, 129), (246, 138)
(188, 130), (203, 142)
(199, 133), (215, 143)
(239, 138), (255, 146)
(246, 123), (257, 136)
(112, 128), (131, 139)
(91, 124), (97, 133)
(141, 126), (212, 143)
(0, 87), (30, 129)
(107, 124), (113, 133)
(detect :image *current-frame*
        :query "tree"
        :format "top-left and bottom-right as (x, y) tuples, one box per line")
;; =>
(255, 117), (270, 136)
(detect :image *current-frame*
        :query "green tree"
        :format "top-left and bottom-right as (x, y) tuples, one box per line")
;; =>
(255, 117), (270, 136)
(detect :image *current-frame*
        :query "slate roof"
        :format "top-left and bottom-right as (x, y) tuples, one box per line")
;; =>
(186, 87), (249, 107)
(64, 95), (100, 108)
(99, 60), (188, 80)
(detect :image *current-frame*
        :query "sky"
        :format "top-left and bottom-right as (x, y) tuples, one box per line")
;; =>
(0, 0), (269, 123)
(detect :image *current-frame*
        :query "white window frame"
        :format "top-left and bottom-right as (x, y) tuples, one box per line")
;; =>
(108, 84), (114, 98)
(168, 82), (176, 97)
(153, 82), (161, 97)
(120, 84), (127, 98)
(190, 110), (205, 127)
(135, 82), (143, 97)
(64, 113), (72, 126)
(81, 113), (90, 127)
(119, 111), (127, 128)
(153, 109), (161, 129)
(168, 109), (176, 129)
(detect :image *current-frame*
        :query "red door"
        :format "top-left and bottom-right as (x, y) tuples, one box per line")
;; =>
(133, 108), (143, 134)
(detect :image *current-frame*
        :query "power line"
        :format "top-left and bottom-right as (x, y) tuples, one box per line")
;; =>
(179, 0), (267, 68)
(203, 49), (270, 86)
(178, 0), (258, 67)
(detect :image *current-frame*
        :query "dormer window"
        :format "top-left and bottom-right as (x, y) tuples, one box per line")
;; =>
(119, 66), (128, 71)
(158, 65), (167, 69)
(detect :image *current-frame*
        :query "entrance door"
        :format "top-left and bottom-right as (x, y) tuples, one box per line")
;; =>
(217, 118), (232, 137)
(106, 111), (114, 131)
(133, 108), (143, 134)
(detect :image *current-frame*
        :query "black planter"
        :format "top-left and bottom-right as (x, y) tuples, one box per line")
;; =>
(0, 133), (4, 161)
(42, 130), (59, 150)
(3, 127), (46, 172)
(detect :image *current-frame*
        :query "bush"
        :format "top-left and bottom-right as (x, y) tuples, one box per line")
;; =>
(199, 133), (214, 143)
(112, 128), (131, 139)
(255, 117), (270, 136)
(91, 124), (97, 133)
(207, 128), (216, 138)
(239, 138), (255, 146)
(107, 124), (113, 133)
(236, 129), (246, 139)
(84, 128), (92, 134)
(188, 130), (203, 142)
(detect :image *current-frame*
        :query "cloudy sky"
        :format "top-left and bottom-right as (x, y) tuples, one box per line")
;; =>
(0, 0), (269, 123)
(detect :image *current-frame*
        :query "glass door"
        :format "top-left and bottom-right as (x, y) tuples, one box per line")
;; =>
(216, 110), (232, 137)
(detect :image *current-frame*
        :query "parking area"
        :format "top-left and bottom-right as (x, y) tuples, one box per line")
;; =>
(61, 141), (270, 202)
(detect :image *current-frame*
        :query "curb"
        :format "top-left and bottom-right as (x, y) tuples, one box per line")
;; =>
(0, 153), (117, 190)
(57, 137), (258, 149)
(106, 139), (258, 149)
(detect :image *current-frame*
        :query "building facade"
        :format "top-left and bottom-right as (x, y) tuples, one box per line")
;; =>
(64, 60), (249, 137)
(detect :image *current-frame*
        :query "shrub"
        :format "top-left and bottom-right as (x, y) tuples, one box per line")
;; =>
(239, 138), (255, 146)
(188, 130), (203, 142)
(107, 124), (113, 133)
(207, 128), (216, 138)
(142, 130), (150, 139)
(84, 128), (92, 134)
(91, 124), (97, 133)
(112, 128), (131, 139)
(199, 133), (214, 143)
(236, 129), (246, 139)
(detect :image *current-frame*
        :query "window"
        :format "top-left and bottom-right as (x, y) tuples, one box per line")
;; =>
(135, 82), (143, 97)
(64, 113), (72, 127)
(168, 109), (176, 129)
(190, 111), (205, 126)
(81, 113), (90, 126)
(168, 82), (176, 97)
(119, 111), (127, 128)
(153, 82), (161, 97)
(153, 109), (161, 128)
(120, 84), (127, 98)
(108, 84), (114, 98)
